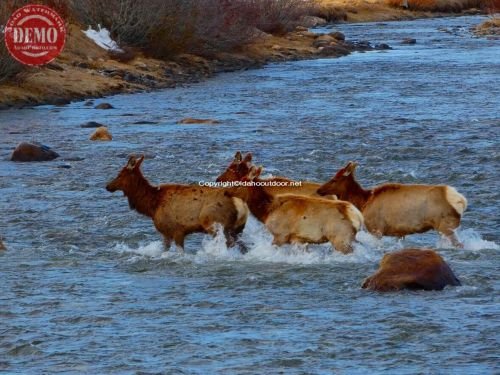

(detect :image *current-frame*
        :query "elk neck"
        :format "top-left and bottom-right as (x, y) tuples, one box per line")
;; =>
(123, 171), (161, 218)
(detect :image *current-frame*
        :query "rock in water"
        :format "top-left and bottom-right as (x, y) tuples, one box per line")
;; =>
(90, 126), (113, 141)
(177, 118), (221, 125)
(362, 248), (461, 292)
(95, 103), (114, 109)
(11, 142), (60, 162)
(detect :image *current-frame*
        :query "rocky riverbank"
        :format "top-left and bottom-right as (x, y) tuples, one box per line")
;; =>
(0, 3), (486, 109)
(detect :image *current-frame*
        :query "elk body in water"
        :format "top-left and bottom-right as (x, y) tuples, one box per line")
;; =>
(225, 166), (363, 253)
(106, 156), (248, 250)
(317, 162), (467, 247)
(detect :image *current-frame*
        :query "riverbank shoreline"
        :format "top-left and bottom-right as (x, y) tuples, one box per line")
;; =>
(0, 6), (486, 110)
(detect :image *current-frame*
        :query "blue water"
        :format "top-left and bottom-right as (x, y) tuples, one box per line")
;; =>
(0, 15), (499, 374)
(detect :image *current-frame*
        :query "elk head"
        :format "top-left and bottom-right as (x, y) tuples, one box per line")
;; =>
(216, 151), (254, 182)
(106, 155), (145, 193)
(317, 161), (358, 197)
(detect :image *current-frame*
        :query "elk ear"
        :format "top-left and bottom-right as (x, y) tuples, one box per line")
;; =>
(135, 155), (145, 169)
(243, 153), (252, 163)
(343, 161), (358, 176)
(234, 151), (242, 162)
(248, 165), (262, 180)
(126, 155), (138, 170)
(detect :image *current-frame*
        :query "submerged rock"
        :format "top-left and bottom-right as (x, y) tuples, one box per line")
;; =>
(0, 239), (5, 251)
(362, 248), (461, 292)
(90, 126), (113, 141)
(177, 118), (221, 125)
(402, 38), (417, 45)
(11, 142), (60, 162)
(81, 121), (105, 128)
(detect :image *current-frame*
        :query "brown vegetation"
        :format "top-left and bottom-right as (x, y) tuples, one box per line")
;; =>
(317, 162), (467, 246)
(385, 0), (483, 12)
(362, 248), (461, 291)
(106, 155), (249, 250)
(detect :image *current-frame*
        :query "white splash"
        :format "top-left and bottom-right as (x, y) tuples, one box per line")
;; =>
(82, 25), (123, 52)
(436, 228), (499, 251)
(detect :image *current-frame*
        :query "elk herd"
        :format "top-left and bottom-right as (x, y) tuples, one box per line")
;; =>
(106, 151), (468, 291)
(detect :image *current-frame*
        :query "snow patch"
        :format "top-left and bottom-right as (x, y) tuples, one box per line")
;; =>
(82, 25), (123, 52)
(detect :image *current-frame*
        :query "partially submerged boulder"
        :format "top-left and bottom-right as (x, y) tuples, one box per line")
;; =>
(362, 249), (461, 292)
(402, 38), (417, 45)
(11, 142), (59, 162)
(95, 102), (114, 109)
(0, 239), (5, 251)
(177, 118), (221, 125)
(90, 126), (112, 141)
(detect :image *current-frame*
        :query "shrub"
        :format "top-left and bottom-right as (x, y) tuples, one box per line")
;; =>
(0, 2), (24, 83)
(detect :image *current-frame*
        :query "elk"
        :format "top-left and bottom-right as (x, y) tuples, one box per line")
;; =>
(226, 166), (364, 253)
(317, 162), (467, 247)
(217, 151), (331, 197)
(106, 155), (248, 251)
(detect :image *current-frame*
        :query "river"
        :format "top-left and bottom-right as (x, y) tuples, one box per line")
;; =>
(0, 15), (498, 374)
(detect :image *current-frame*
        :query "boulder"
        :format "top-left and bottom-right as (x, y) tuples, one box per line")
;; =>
(375, 43), (392, 50)
(318, 44), (351, 57)
(11, 142), (59, 162)
(362, 249), (461, 292)
(95, 102), (114, 109)
(312, 34), (335, 48)
(84, 100), (94, 106)
(177, 118), (221, 125)
(90, 126), (113, 141)
(0, 239), (5, 251)
(402, 38), (417, 45)
(329, 31), (345, 41)
(300, 16), (327, 28)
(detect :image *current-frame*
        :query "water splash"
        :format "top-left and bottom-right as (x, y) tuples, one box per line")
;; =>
(434, 228), (498, 251)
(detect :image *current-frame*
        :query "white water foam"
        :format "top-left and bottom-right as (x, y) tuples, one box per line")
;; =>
(112, 218), (497, 264)
(436, 228), (499, 251)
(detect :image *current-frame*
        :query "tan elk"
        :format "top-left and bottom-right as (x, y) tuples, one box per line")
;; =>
(217, 151), (331, 197)
(226, 166), (364, 253)
(317, 162), (467, 247)
(106, 155), (248, 251)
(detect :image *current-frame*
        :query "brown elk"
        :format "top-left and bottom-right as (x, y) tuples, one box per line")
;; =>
(106, 155), (248, 251)
(317, 162), (467, 247)
(217, 151), (330, 197)
(226, 166), (363, 253)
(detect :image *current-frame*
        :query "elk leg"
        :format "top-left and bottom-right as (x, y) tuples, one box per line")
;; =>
(437, 219), (463, 248)
(162, 236), (172, 251)
(173, 233), (185, 252)
(272, 234), (290, 246)
(331, 234), (354, 254)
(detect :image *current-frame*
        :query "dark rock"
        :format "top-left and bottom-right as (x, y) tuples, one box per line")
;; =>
(81, 121), (105, 128)
(362, 249), (461, 292)
(402, 38), (417, 45)
(329, 31), (345, 41)
(132, 120), (159, 125)
(50, 98), (71, 106)
(375, 43), (392, 50)
(319, 45), (351, 57)
(95, 103), (114, 110)
(84, 100), (94, 106)
(11, 142), (60, 162)
(0, 239), (5, 251)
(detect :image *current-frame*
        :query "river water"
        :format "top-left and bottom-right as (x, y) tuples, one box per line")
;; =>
(0, 15), (498, 374)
